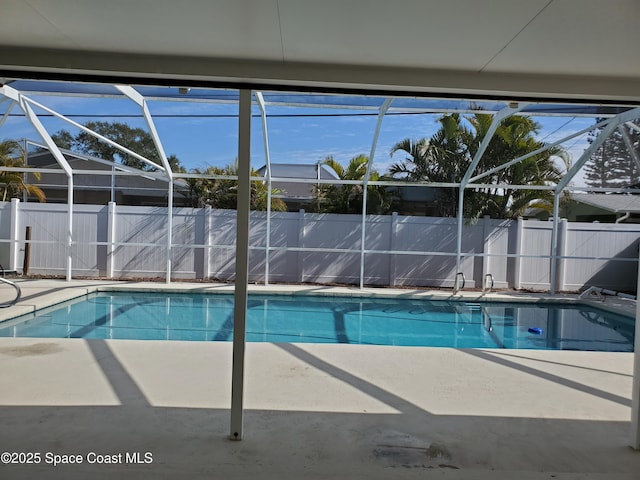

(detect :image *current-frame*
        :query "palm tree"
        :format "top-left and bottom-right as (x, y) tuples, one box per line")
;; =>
(390, 113), (569, 219)
(185, 163), (286, 211)
(317, 154), (394, 214)
(0, 140), (46, 202)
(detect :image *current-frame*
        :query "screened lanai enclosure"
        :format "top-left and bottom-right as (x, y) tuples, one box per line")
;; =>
(1, 79), (640, 295)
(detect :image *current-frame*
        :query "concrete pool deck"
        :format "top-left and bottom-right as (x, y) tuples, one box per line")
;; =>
(0, 279), (638, 479)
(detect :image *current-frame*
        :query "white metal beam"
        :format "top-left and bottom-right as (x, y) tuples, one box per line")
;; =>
(26, 140), (163, 180)
(114, 85), (173, 176)
(2, 84), (76, 281)
(21, 96), (165, 172)
(627, 122), (640, 134)
(256, 92), (273, 285)
(230, 89), (252, 441)
(116, 85), (175, 283)
(618, 125), (640, 173)
(469, 117), (611, 184)
(556, 108), (640, 192)
(548, 117), (624, 294)
(555, 120), (620, 193)
(455, 105), (522, 276)
(359, 98), (393, 289)
(0, 100), (15, 129)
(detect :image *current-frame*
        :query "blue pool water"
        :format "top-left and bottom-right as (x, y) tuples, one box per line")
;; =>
(0, 292), (634, 351)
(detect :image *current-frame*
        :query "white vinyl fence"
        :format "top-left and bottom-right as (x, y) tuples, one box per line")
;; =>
(1, 199), (638, 292)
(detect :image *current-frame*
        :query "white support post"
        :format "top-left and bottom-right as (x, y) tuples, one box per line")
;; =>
(298, 209), (305, 283)
(455, 105), (522, 276)
(230, 89), (252, 441)
(265, 189), (272, 285)
(556, 219), (568, 292)
(107, 202), (116, 278)
(631, 244), (640, 449)
(110, 165), (116, 203)
(513, 217), (523, 290)
(9, 198), (19, 272)
(166, 181), (174, 283)
(204, 205), (212, 279)
(256, 92), (272, 285)
(66, 176), (74, 280)
(482, 215), (491, 282)
(389, 212), (398, 286)
(549, 192), (561, 294)
(115, 85), (175, 284)
(360, 98), (393, 288)
(9, 86), (75, 281)
(455, 192), (466, 276)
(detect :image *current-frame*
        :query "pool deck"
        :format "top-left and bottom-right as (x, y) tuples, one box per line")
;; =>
(0, 279), (638, 479)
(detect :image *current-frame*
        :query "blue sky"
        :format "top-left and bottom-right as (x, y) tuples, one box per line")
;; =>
(0, 92), (596, 184)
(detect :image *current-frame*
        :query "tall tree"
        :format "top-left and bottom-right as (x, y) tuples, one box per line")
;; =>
(0, 139), (46, 202)
(583, 119), (640, 188)
(52, 121), (184, 172)
(390, 113), (569, 219)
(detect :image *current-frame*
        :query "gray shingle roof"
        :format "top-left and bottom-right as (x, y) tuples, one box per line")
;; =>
(256, 163), (338, 199)
(571, 193), (640, 213)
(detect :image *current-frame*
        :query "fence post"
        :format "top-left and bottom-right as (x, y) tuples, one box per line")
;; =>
(9, 198), (20, 272)
(556, 218), (568, 292)
(204, 205), (212, 279)
(389, 212), (398, 286)
(513, 217), (523, 290)
(22, 226), (31, 275)
(106, 201), (116, 278)
(482, 215), (491, 284)
(298, 209), (305, 283)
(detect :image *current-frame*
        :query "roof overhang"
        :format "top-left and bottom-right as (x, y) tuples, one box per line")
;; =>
(1, 1), (639, 102)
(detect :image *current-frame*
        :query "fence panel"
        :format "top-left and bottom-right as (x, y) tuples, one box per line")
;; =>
(19, 203), (68, 275)
(302, 213), (362, 284)
(363, 215), (392, 285)
(171, 207), (200, 279)
(0, 202), (12, 268)
(264, 211), (302, 283)
(113, 206), (168, 278)
(71, 204), (108, 276)
(519, 221), (553, 290)
(485, 219), (515, 289)
(208, 209), (237, 281)
(4, 200), (638, 292)
(564, 222), (640, 291)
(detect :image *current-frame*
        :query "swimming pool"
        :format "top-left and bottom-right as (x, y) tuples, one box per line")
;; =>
(0, 292), (633, 351)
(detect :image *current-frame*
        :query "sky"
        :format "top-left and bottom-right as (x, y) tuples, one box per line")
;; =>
(0, 88), (599, 185)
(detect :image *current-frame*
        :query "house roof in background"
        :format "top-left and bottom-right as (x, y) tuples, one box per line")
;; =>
(571, 193), (640, 214)
(257, 163), (338, 199)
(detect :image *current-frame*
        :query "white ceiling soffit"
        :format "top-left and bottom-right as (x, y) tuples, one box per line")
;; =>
(0, 0), (639, 101)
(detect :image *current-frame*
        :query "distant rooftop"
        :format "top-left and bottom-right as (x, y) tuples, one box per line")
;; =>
(257, 163), (338, 200)
(572, 193), (640, 214)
